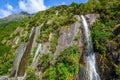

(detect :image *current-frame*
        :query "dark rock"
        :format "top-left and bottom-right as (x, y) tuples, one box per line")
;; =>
(112, 52), (119, 60)
(107, 41), (117, 51)
(113, 26), (120, 36)
(20, 11), (30, 16)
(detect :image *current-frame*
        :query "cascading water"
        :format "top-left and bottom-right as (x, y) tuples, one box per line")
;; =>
(81, 15), (101, 80)
(32, 44), (41, 64)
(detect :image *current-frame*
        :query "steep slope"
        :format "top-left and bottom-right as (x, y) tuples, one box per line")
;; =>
(0, 0), (120, 80)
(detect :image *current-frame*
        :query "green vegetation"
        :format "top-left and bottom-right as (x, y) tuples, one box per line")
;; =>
(0, 43), (14, 75)
(91, 20), (116, 53)
(0, 17), (31, 75)
(38, 46), (79, 80)
(0, 0), (120, 79)
(26, 67), (39, 80)
(89, 0), (120, 79)
(0, 21), (21, 75)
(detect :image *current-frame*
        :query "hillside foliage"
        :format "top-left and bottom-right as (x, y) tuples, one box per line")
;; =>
(0, 0), (119, 79)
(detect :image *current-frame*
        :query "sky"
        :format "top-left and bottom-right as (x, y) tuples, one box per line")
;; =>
(0, 0), (88, 18)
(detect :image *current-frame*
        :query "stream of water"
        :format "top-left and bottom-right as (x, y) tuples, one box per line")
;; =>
(81, 15), (101, 80)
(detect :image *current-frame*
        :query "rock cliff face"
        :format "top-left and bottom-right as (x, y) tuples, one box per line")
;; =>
(0, 1), (120, 79)
(39, 14), (100, 79)
(10, 43), (25, 77)
(17, 27), (36, 76)
(0, 4), (120, 80)
(31, 27), (40, 52)
(55, 14), (100, 55)
(85, 14), (100, 26)
(8, 14), (100, 80)
(1, 11), (119, 80)
(55, 21), (81, 54)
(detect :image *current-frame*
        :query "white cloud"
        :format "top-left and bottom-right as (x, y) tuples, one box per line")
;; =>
(0, 9), (12, 18)
(0, 4), (15, 18)
(6, 4), (14, 11)
(19, 0), (46, 14)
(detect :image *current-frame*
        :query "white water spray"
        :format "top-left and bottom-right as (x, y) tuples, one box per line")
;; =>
(81, 15), (101, 80)
(32, 44), (41, 64)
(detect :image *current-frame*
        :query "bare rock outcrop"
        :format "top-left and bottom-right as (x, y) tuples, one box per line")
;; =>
(55, 21), (81, 54)
(85, 14), (100, 26)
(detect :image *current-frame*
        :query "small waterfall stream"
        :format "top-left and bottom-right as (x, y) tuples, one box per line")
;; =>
(81, 15), (101, 80)
(32, 44), (41, 65)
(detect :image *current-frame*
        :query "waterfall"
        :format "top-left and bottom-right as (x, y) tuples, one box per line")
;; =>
(81, 15), (101, 80)
(32, 44), (41, 64)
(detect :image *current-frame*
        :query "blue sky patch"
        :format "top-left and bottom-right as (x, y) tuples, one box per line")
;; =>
(0, 0), (87, 18)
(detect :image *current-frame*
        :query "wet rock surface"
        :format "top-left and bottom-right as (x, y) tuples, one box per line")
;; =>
(55, 21), (81, 54)
(11, 42), (25, 77)
(17, 28), (36, 76)
(31, 27), (40, 53)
